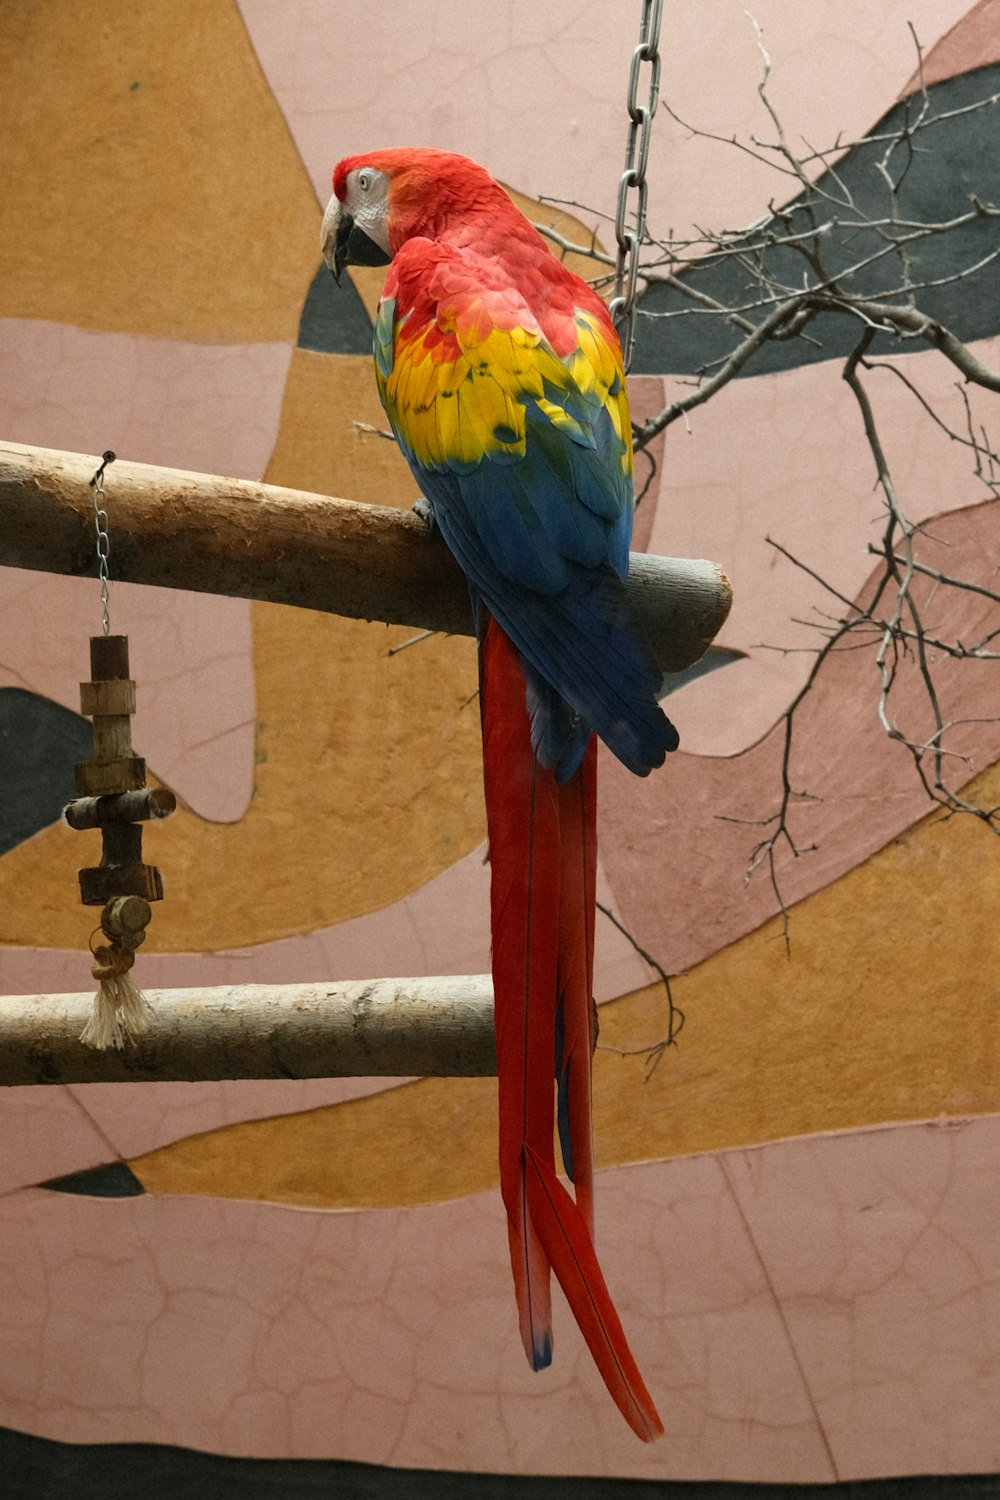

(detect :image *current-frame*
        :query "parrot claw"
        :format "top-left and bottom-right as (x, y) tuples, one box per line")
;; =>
(413, 496), (436, 534)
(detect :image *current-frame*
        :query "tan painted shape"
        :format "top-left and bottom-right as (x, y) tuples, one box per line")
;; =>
(133, 1075), (498, 1210)
(0, 350), (486, 950)
(0, 0), (318, 341)
(262, 347), (417, 505)
(132, 758), (1000, 1207)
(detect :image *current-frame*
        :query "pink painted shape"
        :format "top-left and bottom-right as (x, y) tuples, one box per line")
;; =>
(237, 0), (970, 246)
(725, 1117), (1000, 1478)
(0, 568), (254, 823)
(0, 949), (82, 997)
(0, 1087), (112, 1196)
(0, 321), (289, 822)
(0, 1149), (836, 1478)
(8, 1119), (1000, 1476)
(628, 376), (668, 555)
(1, 845), (650, 1158)
(649, 339), (1000, 756)
(238, 0), (640, 212)
(601, 498), (1000, 975)
(0, 322), (291, 480)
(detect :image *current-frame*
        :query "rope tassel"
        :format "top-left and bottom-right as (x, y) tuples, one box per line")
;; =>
(80, 896), (157, 1050)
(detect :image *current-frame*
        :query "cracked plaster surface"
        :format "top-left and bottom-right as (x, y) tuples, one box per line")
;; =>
(600, 498), (1000, 976)
(0, 1088), (113, 1198)
(236, 0), (972, 244)
(2, 1118), (999, 1479)
(725, 1121), (1000, 1476)
(0, 323), (292, 483)
(0, 568), (254, 826)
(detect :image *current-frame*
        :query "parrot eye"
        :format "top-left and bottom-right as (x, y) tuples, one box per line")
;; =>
(357, 170), (372, 193)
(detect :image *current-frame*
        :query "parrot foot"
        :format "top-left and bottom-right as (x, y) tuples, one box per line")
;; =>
(413, 496), (436, 534)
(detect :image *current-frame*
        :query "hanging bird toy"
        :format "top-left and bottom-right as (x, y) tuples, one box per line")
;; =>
(63, 451), (175, 1049)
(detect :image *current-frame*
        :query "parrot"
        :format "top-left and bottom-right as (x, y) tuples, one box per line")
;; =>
(322, 148), (676, 1441)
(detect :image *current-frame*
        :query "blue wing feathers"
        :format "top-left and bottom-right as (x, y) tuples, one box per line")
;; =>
(522, 663), (591, 782)
(420, 468), (677, 777)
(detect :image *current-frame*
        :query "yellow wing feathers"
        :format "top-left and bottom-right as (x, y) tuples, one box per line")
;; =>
(379, 301), (630, 480)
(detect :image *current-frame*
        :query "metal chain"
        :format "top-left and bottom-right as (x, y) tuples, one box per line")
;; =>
(89, 450), (116, 636)
(610, 0), (663, 372)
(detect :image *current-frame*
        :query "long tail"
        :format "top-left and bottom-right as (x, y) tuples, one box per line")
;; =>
(481, 615), (663, 1442)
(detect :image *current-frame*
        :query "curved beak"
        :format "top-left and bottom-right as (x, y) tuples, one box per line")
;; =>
(321, 197), (391, 283)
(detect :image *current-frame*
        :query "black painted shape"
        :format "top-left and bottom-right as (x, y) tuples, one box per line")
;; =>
(0, 688), (92, 856)
(3, 1427), (1000, 1500)
(632, 66), (1000, 377)
(660, 646), (744, 701)
(298, 262), (376, 355)
(41, 1161), (145, 1198)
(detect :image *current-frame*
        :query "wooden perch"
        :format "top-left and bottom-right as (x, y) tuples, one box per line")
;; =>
(0, 442), (731, 1087)
(0, 976), (497, 1086)
(0, 440), (732, 673)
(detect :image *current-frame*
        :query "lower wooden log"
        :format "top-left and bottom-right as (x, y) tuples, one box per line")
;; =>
(0, 976), (496, 1085)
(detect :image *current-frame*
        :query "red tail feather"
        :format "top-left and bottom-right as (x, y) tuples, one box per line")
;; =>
(481, 615), (663, 1437)
(524, 1144), (664, 1442)
(483, 618), (559, 1368)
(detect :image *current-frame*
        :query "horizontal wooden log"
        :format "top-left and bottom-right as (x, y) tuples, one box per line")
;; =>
(0, 976), (497, 1085)
(0, 440), (732, 673)
(64, 787), (177, 831)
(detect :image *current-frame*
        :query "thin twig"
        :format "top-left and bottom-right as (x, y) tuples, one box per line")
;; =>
(596, 900), (684, 1078)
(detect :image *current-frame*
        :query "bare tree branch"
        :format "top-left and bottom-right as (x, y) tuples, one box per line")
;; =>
(630, 23), (1000, 901)
(532, 23), (1000, 924)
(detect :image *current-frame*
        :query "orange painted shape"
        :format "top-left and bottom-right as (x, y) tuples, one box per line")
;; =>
(0, 0), (318, 341)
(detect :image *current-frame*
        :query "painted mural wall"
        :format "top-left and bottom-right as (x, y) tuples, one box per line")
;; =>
(1, 0), (999, 1487)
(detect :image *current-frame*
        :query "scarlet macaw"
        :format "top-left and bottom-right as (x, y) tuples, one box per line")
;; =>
(322, 148), (676, 1441)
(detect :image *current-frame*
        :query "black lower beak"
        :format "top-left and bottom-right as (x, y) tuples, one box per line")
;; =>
(332, 212), (391, 282)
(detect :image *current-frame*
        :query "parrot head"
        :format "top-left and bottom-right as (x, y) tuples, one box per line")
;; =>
(321, 148), (520, 280)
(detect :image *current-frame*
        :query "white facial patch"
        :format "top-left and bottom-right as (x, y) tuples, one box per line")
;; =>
(343, 165), (391, 255)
